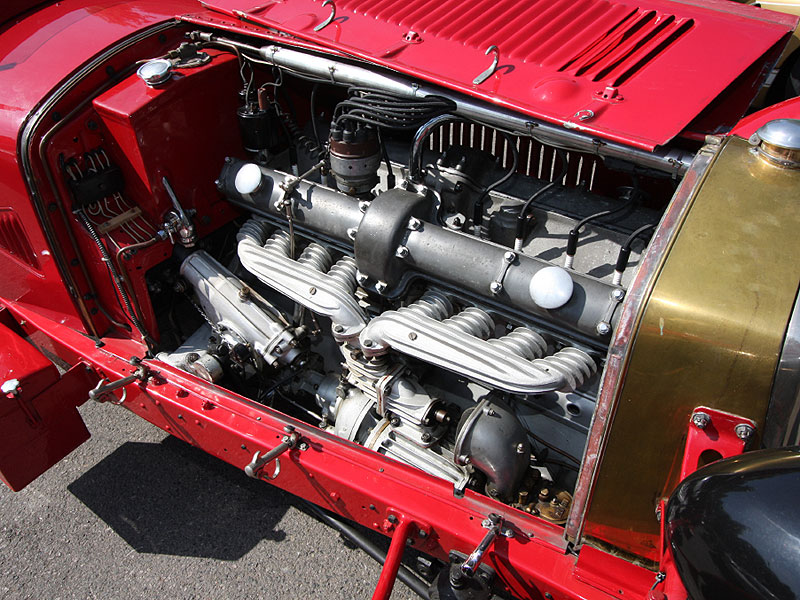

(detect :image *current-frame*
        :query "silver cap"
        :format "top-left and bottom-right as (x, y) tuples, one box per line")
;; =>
(750, 118), (800, 150)
(137, 59), (172, 87)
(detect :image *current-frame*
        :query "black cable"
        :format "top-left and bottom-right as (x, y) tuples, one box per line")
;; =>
(409, 114), (462, 183)
(310, 83), (322, 150)
(515, 148), (568, 245)
(376, 128), (396, 189)
(613, 223), (656, 281)
(472, 131), (519, 230)
(76, 209), (151, 344)
(334, 87), (455, 133)
(565, 192), (639, 265)
(303, 502), (431, 599)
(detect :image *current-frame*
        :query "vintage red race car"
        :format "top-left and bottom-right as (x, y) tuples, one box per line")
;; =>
(2, 1), (800, 598)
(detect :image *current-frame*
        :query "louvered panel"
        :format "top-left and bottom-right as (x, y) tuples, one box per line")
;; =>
(204, 0), (797, 149)
(459, 0), (522, 48)
(521, 2), (626, 67)
(607, 17), (694, 85)
(583, 13), (664, 76)
(338, 0), (695, 79)
(576, 11), (663, 78)
(545, 5), (636, 69)
(0, 209), (39, 270)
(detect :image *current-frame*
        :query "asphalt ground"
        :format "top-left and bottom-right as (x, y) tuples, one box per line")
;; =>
(0, 401), (424, 600)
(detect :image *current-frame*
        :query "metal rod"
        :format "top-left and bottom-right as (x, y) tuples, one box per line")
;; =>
(372, 518), (415, 600)
(304, 503), (430, 599)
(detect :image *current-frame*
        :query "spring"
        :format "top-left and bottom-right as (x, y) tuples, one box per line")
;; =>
(443, 307), (494, 339)
(283, 113), (326, 162)
(327, 256), (359, 295)
(262, 230), (292, 257)
(488, 328), (547, 360)
(537, 347), (596, 391)
(237, 219), (271, 244)
(400, 290), (453, 321)
(297, 243), (332, 272)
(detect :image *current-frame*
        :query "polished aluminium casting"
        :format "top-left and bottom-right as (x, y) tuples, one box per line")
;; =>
(180, 250), (300, 367)
(237, 220), (368, 340)
(359, 291), (596, 394)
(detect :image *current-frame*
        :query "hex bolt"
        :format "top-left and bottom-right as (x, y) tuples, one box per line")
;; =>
(356, 270), (369, 284)
(387, 514), (398, 524)
(596, 321), (612, 336)
(238, 286), (251, 300)
(333, 324), (344, 334)
(735, 423), (755, 441)
(691, 412), (711, 429)
(375, 281), (388, 294)
(503, 251), (516, 264)
(358, 200), (370, 213)
(421, 432), (432, 442)
(347, 227), (358, 240)
(516, 443), (526, 454)
(395, 245), (409, 259)
(407, 217), (421, 230)
(489, 281), (503, 294)
(612, 288), (625, 302)
(363, 339), (374, 348)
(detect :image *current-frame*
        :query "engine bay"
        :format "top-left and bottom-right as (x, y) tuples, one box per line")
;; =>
(47, 31), (696, 526)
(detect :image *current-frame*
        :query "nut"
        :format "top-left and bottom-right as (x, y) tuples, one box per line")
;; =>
(395, 245), (409, 259)
(407, 217), (421, 230)
(691, 412), (711, 429)
(596, 321), (612, 336)
(735, 423), (755, 441)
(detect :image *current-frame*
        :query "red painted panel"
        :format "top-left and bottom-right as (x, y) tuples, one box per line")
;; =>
(194, 0), (797, 149)
(0, 321), (93, 491)
(2, 297), (658, 600)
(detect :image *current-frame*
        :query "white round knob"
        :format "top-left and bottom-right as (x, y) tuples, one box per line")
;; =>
(529, 266), (573, 309)
(234, 163), (263, 195)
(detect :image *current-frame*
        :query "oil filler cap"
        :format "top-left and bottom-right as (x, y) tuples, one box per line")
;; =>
(529, 266), (573, 310)
(234, 163), (264, 195)
(137, 59), (172, 87)
(749, 118), (800, 168)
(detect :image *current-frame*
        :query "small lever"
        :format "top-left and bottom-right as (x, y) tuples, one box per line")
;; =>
(244, 426), (300, 479)
(162, 176), (197, 247)
(461, 513), (513, 577)
(89, 364), (150, 405)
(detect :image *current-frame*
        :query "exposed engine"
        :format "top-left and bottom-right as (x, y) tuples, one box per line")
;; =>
(69, 34), (691, 520)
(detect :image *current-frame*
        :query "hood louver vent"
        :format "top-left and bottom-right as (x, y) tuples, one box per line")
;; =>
(0, 209), (39, 269)
(337, 0), (692, 86)
(559, 10), (694, 86)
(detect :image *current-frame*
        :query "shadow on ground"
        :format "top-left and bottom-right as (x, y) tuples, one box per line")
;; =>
(68, 436), (289, 560)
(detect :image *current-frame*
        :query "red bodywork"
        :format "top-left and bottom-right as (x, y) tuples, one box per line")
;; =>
(0, 1), (794, 599)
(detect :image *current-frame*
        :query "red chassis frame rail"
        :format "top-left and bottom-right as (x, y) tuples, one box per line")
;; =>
(2, 297), (658, 600)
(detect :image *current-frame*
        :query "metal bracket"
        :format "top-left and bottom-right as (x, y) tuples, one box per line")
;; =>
(680, 407), (757, 480)
(244, 426), (300, 479)
(314, 0), (336, 32)
(489, 251), (516, 294)
(473, 45), (499, 85)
